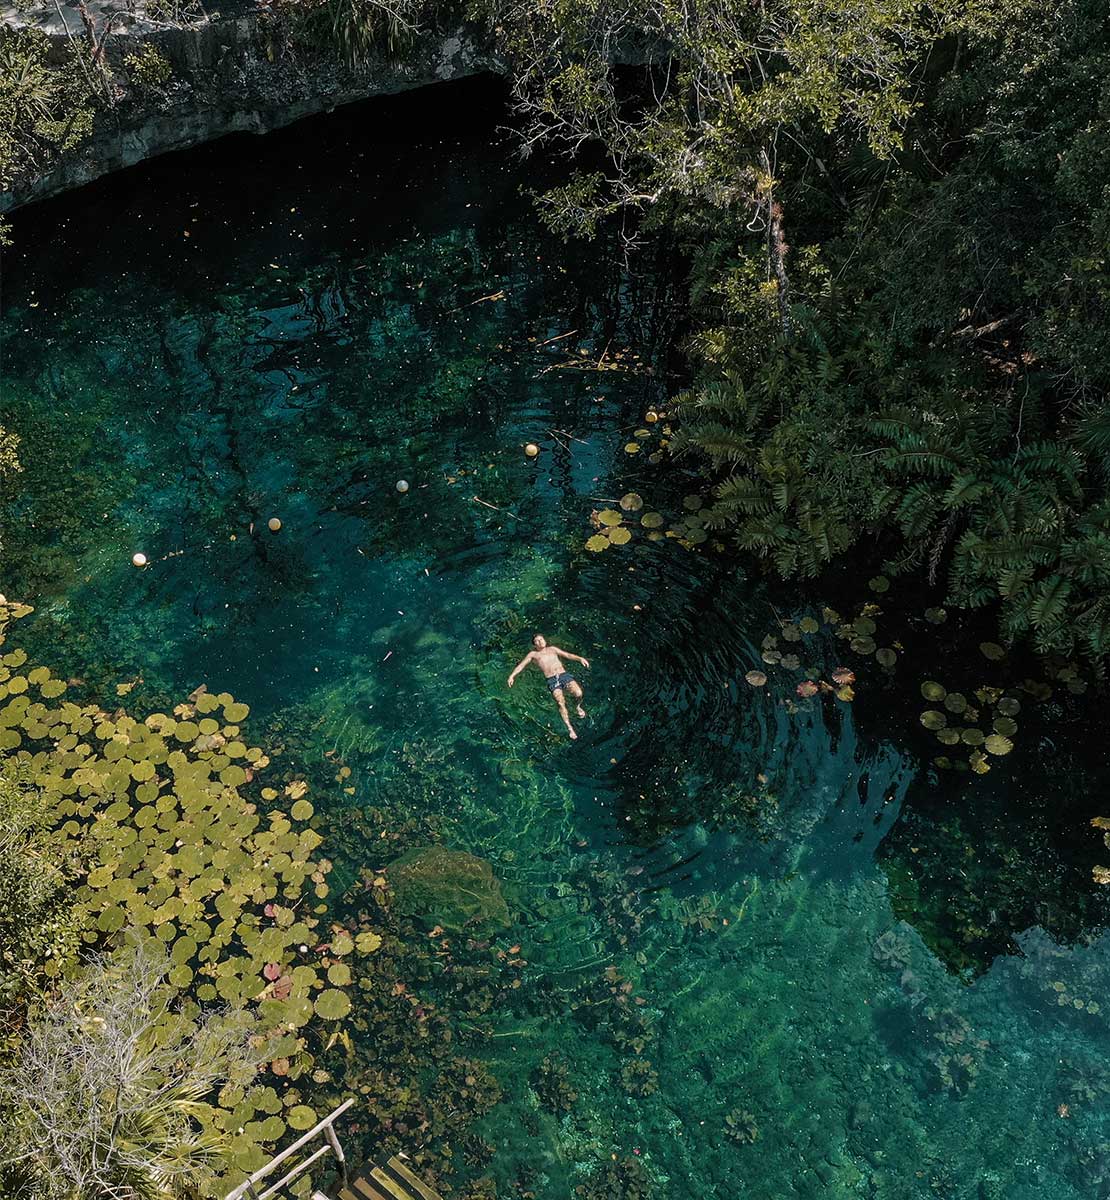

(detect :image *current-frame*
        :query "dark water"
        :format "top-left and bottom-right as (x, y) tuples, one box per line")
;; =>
(3, 77), (1110, 1200)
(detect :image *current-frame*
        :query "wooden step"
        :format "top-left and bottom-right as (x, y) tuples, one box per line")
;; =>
(339, 1157), (443, 1200)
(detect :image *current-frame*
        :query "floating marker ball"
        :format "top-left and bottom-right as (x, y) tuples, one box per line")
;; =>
(267, 517), (282, 532)
(524, 443), (540, 458)
(132, 553), (148, 567)
(395, 479), (409, 493)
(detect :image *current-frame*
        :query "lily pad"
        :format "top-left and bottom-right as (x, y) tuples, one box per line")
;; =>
(921, 681), (947, 701)
(984, 734), (1013, 756)
(585, 535), (609, 552)
(624, 442), (641, 454)
(640, 512), (664, 529)
(314, 990), (351, 1020)
(875, 648), (897, 667)
(598, 509), (623, 526)
(745, 671), (767, 687)
(921, 710), (947, 730)
(287, 1106), (317, 1132)
(979, 642), (1006, 661)
(608, 527), (632, 546)
(620, 493), (644, 512)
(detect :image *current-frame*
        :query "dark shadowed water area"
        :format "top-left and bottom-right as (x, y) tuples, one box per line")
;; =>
(3, 76), (1110, 1200)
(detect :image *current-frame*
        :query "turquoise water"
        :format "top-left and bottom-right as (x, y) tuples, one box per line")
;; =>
(4, 80), (1110, 1200)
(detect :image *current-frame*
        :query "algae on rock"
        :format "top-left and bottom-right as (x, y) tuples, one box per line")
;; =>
(389, 844), (510, 933)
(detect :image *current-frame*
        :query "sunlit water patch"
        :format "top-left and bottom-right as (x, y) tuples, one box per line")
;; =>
(3, 78), (1109, 1200)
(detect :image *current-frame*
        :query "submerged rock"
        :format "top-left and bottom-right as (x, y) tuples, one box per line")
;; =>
(388, 844), (510, 933)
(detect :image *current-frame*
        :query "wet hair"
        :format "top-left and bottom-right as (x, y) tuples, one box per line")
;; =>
(533, 634), (546, 647)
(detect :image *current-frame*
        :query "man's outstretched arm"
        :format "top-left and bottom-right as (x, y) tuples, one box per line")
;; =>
(507, 653), (533, 687)
(553, 647), (590, 669)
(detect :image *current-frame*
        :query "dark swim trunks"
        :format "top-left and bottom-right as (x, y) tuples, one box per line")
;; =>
(546, 671), (575, 693)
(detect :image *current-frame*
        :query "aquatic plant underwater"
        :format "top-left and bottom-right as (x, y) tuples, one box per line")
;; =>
(2, 90), (1109, 1200)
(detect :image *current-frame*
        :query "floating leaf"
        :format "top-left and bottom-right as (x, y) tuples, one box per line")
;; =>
(849, 637), (876, 655)
(835, 685), (855, 702)
(853, 617), (877, 636)
(796, 681), (818, 698)
(921, 710), (947, 730)
(290, 799), (314, 821)
(327, 963), (352, 986)
(620, 493), (644, 512)
(961, 728), (985, 745)
(585, 534), (609, 552)
(875, 648), (897, 667)
(608, 527), (632, 546)
(355, 931), (382, 954)
(287, 1105), (318, 1131)
(943, 692), (967, 714)
(314, 990), (351, 1020)
(992, 717), (1018, 737)
(996, 696), (1021, 716)
(924, 607), (947, 624)
(979, 642), (1006, 661)
(682, 496), (703, 511)
(921, 681), (946, 701)
(597, 509), (623, 527)
(624, 442), (641, 454)
(799, 617), (819, 634)
(744, 671), (767, 687)
(640, 512), (664, 529)
(984, 734), (1013, 756)
(868, 576), (890, 593)
(936, 728), (960, 745)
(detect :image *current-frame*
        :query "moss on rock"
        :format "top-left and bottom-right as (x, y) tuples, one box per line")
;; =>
(388, 844), (509, 933)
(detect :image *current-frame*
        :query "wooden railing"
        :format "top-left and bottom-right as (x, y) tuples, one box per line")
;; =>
(224, 1098), (355, 1200)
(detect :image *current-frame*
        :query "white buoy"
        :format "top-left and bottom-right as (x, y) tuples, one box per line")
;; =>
(395, 479), (409, 493)
(524, 443), (539, 458)
(267, 517), (282, 532)
(132, 553), (148, 567)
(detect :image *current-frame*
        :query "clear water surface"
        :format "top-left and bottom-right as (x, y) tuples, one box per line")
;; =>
(3, 78), (1110, 1200)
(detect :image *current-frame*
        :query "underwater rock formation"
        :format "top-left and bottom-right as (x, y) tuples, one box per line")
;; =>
(388, 844), (510, 933)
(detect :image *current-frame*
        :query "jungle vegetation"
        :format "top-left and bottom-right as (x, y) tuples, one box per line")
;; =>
(475, 0), (1110, 666)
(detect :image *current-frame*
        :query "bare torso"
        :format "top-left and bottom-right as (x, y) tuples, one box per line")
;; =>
(531, 647), (572, 678)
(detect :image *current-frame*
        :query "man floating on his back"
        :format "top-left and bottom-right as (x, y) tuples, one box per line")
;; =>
(507, 635), (590, 740)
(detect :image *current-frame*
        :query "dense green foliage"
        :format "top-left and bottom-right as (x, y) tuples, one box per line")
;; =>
(0, 26), (96, 190)
(481, 0), (1110, 667)
(0, 762), (83, 1007)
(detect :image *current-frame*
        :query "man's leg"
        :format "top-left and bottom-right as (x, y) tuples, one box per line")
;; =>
(551, 688), (577, 739)
(567, 679), (586, 719)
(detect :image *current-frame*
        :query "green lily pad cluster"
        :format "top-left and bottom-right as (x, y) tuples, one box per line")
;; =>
(584, 492), (714, 553)
(749, 602), (899, 703)
(0, 600), (385, 1182)
(921, 680), (1021, 775)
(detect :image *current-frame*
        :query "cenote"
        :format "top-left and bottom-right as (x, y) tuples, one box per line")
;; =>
(3, 76), (1110, 1200)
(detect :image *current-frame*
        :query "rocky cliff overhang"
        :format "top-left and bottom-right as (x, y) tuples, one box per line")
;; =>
(0, 3), (503, 211)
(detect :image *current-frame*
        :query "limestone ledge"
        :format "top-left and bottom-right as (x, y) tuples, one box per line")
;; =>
(0, 13), (500, 211)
